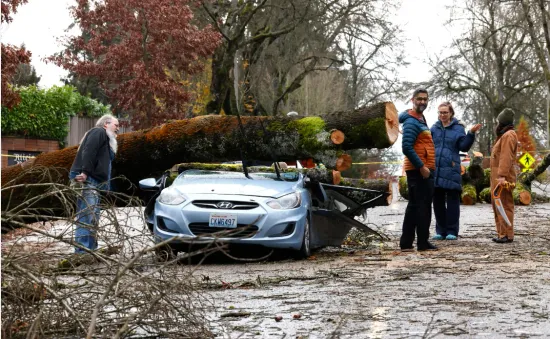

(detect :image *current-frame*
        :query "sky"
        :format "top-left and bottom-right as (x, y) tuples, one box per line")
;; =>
(1, 0), (456, 125)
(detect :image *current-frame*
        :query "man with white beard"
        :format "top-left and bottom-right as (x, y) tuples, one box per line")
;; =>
(68, 114), (119, 254)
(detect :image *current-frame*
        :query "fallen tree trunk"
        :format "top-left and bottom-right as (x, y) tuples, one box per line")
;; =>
(2, 102), (398, 192)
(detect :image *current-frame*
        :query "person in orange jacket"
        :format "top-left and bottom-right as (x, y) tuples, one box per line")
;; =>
(398, 89), (438, 251)
(490, 108), (517, 243)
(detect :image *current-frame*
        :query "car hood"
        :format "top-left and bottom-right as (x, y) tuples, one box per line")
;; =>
(174, 178), (301, 198)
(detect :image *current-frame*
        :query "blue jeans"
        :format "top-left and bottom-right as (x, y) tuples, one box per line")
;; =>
(70, 172), (101, 253)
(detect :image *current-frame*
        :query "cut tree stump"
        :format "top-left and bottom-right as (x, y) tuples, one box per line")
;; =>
(461, 184), (477, 205)
(513, 182), (532, 205)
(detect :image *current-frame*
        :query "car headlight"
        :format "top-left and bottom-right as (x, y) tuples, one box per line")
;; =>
(158, 188), (186, 205)
(267, 192), (301, 210)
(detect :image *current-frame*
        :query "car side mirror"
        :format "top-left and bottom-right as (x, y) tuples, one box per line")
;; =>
(139, 178), (158, 190)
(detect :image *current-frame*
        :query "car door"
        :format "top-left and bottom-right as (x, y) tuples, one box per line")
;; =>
(308, 181), (389, 247)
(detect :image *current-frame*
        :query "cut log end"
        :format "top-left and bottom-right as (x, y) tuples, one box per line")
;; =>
(461, 195), (475, 205)
(385, 102), (399, 145)
(330, 129), (345, 145)
(518, 191), (531, 205)
(335, 154), (352, 172)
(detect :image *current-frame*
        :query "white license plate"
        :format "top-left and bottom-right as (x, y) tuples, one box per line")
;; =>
(209, 213), (238, 228)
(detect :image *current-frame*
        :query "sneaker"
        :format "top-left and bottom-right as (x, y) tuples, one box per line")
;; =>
(432, 234), (444, 240)
(445, 235), (458, 241)
(418, 242), (438, 251)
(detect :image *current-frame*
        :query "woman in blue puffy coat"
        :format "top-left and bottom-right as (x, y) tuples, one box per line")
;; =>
(431, 102), (482, 240)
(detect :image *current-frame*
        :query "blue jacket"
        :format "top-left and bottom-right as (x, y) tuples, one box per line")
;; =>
(430, 118), (475, 191)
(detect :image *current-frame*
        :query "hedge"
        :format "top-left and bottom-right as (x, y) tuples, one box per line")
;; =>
(1, 85), (110, 142)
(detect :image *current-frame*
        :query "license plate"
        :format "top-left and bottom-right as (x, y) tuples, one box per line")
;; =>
(209, 213), (238, 228)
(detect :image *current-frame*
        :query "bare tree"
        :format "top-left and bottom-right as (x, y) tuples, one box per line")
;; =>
(201, 0), (404, 116)
(423, 0), (547, 151)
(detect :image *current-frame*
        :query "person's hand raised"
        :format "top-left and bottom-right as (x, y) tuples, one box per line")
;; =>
(470, 124), (482, 133)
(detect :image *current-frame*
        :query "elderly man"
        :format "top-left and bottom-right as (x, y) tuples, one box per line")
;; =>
(69, 114), (119, 253)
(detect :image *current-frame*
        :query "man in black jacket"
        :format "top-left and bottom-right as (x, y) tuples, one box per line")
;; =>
(69, 114), (119, 253)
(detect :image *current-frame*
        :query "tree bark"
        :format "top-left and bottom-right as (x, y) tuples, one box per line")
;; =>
(1, 102), (398, 212)
(2, 102), (397, 187)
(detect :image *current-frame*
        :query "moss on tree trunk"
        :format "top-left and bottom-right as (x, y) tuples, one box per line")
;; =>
(461, 184), (477, 205)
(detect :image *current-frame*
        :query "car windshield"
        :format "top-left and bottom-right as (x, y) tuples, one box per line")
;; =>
(173, 169), (299, 185)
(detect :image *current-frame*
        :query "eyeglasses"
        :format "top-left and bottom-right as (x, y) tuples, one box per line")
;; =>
(415, 97), (429, 102)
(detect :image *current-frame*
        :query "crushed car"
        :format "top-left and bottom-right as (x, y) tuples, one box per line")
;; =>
(139, 163), (389, 260)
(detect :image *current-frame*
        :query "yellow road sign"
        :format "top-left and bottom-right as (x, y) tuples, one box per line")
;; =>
(518, 152), (535, 168)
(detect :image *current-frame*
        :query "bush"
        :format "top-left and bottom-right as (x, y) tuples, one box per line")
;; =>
(1, 85), (110, 141)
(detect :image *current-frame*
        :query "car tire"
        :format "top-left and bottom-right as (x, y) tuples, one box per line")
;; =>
(295, 217), (311, 259)
(154, 244), (177, 262)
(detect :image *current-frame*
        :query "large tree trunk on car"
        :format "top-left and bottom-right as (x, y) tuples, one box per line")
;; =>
(2, 101), (398, 187)
(1, 102), (398, 220)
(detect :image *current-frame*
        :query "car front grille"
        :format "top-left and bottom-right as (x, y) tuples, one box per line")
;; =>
(192, 200), (259, 210)
(188, 223), (258, 238)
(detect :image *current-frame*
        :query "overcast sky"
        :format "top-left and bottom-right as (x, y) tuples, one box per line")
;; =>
(1, 0), (456, 125)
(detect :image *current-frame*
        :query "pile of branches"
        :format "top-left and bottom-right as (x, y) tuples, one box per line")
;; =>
(1, 167), (216, 338)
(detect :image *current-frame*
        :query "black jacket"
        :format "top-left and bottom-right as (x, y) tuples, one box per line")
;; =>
(70, 127), (112, 183)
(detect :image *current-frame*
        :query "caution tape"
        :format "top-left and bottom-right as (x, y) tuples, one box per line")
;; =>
(1, 154), (37, 158)
(352, 161), (403, 165)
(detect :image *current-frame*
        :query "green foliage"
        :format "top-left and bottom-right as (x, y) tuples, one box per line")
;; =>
(1, 85), (110, 141)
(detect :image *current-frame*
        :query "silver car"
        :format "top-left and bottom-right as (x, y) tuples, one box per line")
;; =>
(139, 168), (387, 259)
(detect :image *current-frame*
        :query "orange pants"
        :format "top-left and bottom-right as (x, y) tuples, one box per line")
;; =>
(490, 185), (514, 239)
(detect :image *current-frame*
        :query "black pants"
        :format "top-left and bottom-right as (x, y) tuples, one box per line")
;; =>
(400, 170), (434, 249)
(433, 187), (461, 237)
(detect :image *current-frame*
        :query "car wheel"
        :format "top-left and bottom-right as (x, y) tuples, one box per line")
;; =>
(146, 222), (154, 233)
(295, 217), (311, 259)
(154, 244), (177, 262)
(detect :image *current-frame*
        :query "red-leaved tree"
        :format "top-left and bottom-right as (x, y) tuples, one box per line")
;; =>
(516, 116), (538, 164)
(1, 0), (31, 109)
(50, 0), (221, 129)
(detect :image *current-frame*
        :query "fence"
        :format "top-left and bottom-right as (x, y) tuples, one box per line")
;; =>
(66, 116), (133, 147)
